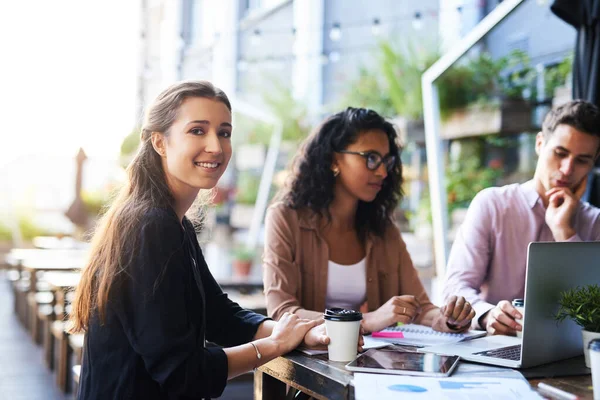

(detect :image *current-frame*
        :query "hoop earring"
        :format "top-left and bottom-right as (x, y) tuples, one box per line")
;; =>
(333, 168), (340, 177)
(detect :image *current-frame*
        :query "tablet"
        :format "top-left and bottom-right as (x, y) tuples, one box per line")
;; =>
(345, 346), (460, 377)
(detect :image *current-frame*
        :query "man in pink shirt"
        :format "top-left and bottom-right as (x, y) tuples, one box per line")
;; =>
(443, 100), (600, 335)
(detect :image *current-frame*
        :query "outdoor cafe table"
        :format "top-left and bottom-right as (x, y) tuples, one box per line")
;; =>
(5, 248), (88, 268)
(254, 351), (594, 400)
(20, 258), (84, 295)
(218, 275), (263, 293)
(43, 271), (81, 319)
(32, 236), (89, 250)
(44, 271), (81, 291)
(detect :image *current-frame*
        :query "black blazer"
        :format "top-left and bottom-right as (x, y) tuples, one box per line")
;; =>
(78, 208), (267, 399)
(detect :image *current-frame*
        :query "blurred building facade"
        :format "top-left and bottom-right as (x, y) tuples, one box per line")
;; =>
(138, 0), (442, 119)
(137, 0), (575, 119)
(136, 0), (578, 228)
(484, 0), (574, 68)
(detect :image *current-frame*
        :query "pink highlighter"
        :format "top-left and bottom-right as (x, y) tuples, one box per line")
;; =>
(371, 330), (404, 339)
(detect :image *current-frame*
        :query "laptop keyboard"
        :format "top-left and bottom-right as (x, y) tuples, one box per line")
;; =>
(474, 344), (522, 361)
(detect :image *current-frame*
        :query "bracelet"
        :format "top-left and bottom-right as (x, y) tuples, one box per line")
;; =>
(250, 342), (262, 361)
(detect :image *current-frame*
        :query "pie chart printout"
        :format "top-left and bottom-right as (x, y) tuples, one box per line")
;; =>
(387, 384), (428, 393)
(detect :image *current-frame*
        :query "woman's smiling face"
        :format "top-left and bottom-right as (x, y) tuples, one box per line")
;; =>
(156, 96), (233, 195)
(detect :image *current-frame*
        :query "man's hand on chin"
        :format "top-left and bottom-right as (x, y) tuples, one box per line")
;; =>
(545, 187), (578, 241)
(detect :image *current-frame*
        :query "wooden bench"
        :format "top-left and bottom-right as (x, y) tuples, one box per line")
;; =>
(40, 304), (56, 370)
(6, 249), (84, 328)
(69, 333), (84, 368)
(47, 273), (80, 394)
(27, 291), (54, 343)
(41, 271), (81, 372)
(52, 320), (72, 393)
(13, 277), (30, 325)
(69, 334), (84, 396)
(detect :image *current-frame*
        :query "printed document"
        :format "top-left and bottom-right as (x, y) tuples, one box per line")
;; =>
(354, 374), (543, 400)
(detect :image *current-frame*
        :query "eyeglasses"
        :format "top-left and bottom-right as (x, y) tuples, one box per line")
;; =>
(336, 150), (396, 172)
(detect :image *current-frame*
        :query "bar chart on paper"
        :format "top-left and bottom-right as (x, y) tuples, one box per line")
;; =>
(438, 381), (502, 389)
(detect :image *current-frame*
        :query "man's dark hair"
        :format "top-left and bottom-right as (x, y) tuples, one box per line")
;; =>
(542, 100), (600, 141)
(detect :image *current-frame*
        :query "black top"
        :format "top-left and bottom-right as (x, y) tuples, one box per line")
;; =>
(78, 208), (268, 400)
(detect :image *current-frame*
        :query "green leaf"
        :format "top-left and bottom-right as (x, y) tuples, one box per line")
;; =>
(555, 285), (600, 332)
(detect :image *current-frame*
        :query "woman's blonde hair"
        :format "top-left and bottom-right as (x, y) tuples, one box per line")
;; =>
(69, 80), (231, 333)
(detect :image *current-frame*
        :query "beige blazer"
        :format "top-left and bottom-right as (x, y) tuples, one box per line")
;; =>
(262, 202), (436, 321)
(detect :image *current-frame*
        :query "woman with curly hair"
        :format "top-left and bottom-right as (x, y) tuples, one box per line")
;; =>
(263, 107), (475, 334)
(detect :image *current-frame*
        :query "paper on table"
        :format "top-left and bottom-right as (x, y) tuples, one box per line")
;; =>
(354, 374), (544, 400)
(452, 361), (525, 380)
(298, 335), (391, 356)
(373, 324), (486, 347)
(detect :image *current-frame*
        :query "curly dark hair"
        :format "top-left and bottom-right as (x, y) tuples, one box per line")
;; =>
(278, 107), (403, 239)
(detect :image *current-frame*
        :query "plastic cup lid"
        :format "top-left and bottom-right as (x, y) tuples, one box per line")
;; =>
(589, 339), (600, 351)
(512, 299), (524, 307)
(324, 308), (362, 322)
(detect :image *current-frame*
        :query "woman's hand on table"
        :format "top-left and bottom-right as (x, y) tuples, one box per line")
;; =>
(301, 320), (364, 353)
(361, 295), (421, 333)
(269, 312), (321, 354)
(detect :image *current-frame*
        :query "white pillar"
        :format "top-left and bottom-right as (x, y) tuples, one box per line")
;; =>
(212, 0), (238, 96)
(159, 0), (183, 85)
(422, 81), (450, 280)
(292, 0), (324, 118)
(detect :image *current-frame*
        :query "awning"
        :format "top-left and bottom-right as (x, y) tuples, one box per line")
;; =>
(552, 0), (600, 105)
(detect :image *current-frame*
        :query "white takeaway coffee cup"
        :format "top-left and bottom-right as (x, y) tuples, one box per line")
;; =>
(323, 308), (362, 362)
(512, 299), (525, 338)
(589, 339), (600, 400)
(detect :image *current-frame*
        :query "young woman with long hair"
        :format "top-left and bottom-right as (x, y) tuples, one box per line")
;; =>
(70, 81), (337, 399)
(263, 107), (475, 333)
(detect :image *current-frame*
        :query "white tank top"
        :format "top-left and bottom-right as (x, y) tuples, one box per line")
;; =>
(325, 258), (367, 311)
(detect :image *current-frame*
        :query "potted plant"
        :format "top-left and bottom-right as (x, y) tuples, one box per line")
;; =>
(544, 53), (573, 100)
(555, 284), (600, 368)
(437, 49), (536, 139)
(231, 245), (255, 278)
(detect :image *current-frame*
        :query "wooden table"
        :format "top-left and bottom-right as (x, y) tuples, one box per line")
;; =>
(6, 248), (86, 295)
(44, 271), (81, 291)
(218, 276), (263, 294)
(21, 258), (84, 295)
(254, 351), (593, 400)
(529, 374), (593, 399)
(7, 250), (85, 326)
(5, 248), (88, 267)
(42, 270), (82, 393)
(44, 271), (81, 320)
(32, 236), (88, 250)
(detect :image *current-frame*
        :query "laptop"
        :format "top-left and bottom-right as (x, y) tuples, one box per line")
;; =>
(420, 242), (600, 368)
